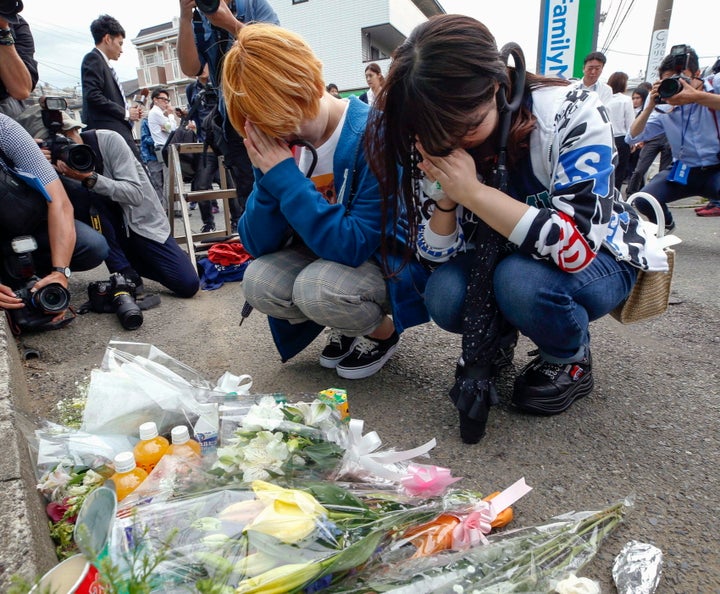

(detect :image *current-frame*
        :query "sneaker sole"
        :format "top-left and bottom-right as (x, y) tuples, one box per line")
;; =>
(335, 342), (399, 380)
(319, 337), (359, 369)
(513, 372), (594, 415)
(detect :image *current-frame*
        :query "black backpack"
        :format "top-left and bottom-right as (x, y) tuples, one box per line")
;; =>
(0, 146), (48, 237)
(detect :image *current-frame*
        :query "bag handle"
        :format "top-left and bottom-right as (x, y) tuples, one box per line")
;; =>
(624, 191), (666, 238)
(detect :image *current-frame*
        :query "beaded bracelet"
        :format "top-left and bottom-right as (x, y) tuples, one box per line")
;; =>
(434, 201), (457, 213)
(0, 29), (14, 46)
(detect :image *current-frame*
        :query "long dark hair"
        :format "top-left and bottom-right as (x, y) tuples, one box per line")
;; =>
(365, 14), (568, 263)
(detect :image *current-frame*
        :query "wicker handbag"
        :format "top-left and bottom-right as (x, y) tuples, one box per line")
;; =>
(611, 192), (677, 324)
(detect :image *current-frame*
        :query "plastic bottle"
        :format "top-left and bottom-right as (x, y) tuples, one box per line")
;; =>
(166, 425), (202, 458)
(110, 451), (148, 501)
(133, 421), (170, 474)
(193, 402), (219, 455)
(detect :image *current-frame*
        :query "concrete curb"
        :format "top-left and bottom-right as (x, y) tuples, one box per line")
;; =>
(0, 317), (58, 589)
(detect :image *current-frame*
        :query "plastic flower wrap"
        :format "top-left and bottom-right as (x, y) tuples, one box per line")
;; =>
(36, 456), (114, 558)
(324, 499), (631, 593)
(80, 340), (252, 437)
(104, 476), (528, 593)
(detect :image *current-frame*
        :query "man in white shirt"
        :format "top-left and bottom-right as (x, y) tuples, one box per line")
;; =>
(574, 51), (612, 105)
(147, 88), (177, 149)
(146, 88), (177, 212)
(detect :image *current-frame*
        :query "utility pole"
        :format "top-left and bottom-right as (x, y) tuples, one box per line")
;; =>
(644, 0), (673, 82)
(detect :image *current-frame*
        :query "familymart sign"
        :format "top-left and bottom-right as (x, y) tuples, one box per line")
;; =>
(538, 0), (600, 79)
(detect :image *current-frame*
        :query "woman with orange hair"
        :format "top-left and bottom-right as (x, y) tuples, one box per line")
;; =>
(222, 23), (429, 377)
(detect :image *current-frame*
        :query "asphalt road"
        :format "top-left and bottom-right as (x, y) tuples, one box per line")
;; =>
(15, 197), (720, 592)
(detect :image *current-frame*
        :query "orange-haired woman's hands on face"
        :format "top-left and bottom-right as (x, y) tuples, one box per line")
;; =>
(243, 120), (294, 175)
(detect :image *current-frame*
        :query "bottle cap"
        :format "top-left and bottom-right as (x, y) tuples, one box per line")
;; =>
(171, 425), (190, 445)
(139, 421), (159, 441)
(114, 451), (136, 473)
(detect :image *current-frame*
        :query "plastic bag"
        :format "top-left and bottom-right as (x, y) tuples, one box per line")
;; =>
(80, 341), (252, 437)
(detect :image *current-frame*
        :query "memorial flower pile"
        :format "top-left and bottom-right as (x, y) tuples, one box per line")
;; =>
(31, 343), (628, 592)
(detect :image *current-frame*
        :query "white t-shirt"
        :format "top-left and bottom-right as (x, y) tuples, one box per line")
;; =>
(297, 100), (349, 204)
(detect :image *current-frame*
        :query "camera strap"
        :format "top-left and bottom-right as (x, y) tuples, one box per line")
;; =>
(76, 130), (104, 232)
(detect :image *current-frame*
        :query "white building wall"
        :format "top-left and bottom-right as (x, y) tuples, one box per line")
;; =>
(267, 0), (431, 94)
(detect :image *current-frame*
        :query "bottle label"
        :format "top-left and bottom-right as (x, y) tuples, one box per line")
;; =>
(196, 430), (218, 454)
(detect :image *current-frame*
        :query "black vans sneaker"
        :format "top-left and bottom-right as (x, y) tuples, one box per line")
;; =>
(512, 351), (593, 415)
(336, 332), (400, 380)
(319, 329), (358, 369)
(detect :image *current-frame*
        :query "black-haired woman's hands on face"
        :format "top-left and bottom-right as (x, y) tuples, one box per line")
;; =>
(243, 120), (294, 175)
(415, 141), (482, 209)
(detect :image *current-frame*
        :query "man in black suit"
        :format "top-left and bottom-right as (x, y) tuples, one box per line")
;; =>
(81, 15), (142, 158)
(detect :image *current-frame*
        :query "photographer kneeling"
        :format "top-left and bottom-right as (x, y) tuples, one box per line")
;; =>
(0, 113), (108, 333)
(48, 113), (199, 299)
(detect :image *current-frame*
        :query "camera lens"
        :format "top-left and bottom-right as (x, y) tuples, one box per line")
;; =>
(112, 292), (143, 330)
(32, 283), (71, 313)
(658, 77), (682, 99)
(63, 145), (96, 173)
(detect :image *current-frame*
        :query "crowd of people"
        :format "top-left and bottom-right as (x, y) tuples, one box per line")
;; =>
(1, 0), (718, 443)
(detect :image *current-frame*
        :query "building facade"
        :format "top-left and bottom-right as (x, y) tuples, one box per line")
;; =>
(266, 0), (445, 93)
(130, 0), (446, 102)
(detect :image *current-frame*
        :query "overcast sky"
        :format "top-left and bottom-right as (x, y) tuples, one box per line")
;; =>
(20, 0), (716, 90)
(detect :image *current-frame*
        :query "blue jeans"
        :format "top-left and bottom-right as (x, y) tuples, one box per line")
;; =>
(32, 220), (109, 275)
(637, 166), (720, 225)
(424, 251), (475, 333)
(494, 250), (637, 362)
(425, 249), (637, 363)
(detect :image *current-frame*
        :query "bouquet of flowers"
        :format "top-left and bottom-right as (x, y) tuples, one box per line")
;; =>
(37, 457), (114, 557)
(322, 499), (630, 593)
(213, 396), (348, 485)
(105, 477), (527, 593)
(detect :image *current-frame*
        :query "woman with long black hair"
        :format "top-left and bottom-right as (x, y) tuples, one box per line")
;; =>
(366, 15), (667, 443)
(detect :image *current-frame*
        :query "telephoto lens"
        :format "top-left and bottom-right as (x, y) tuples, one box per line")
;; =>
(112, 290), (143, 330)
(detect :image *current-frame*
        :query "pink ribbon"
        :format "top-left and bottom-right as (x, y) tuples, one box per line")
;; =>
(400, 463), (462, 497)
(451, 477), (533, 550)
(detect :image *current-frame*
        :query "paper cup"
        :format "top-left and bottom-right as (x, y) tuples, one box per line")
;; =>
(30, 554), (104, 593)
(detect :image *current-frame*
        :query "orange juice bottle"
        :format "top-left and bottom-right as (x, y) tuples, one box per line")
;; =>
(166, 425), (202, 458)
(110, 451), (148, 501)
(133, 422), (169, 474)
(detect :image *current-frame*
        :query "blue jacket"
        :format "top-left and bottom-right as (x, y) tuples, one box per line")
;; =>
(239, 97), (429, 361)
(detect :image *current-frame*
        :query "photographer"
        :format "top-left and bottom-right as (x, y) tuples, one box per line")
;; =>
(49, 113), (199, 299)
(185, 65), (222, 232)
(0, 0), (38, 118)
(627, 45), (720, 224)
(0, 113), (108, 328)
(176, 0), (279, 228)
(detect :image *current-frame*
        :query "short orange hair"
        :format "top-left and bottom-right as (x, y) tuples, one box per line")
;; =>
(222, 23), (325, 138)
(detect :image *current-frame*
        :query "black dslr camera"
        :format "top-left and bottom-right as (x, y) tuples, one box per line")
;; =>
(197, 82), (219, 110)
(40, 97), (97, 172)
(195, 0), (220, 14)
(4, 236), (71, 332)
(87, 273), (143, 330)
(657, 45), (693, 103)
